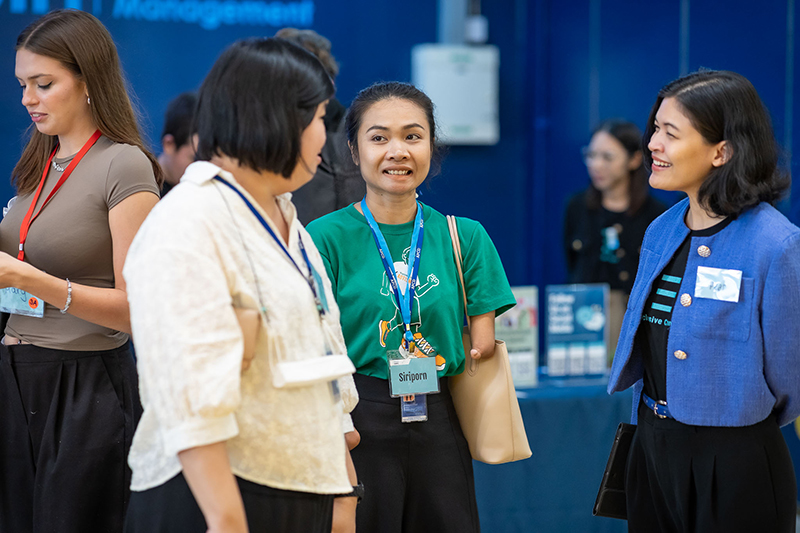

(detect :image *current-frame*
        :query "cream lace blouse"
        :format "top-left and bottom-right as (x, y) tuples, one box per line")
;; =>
(124, 161), (357, 494)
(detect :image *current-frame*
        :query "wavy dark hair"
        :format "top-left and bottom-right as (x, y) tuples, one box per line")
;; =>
(195, 37), (334, 178)
(13, 9), (163, 193)
(345, 81), (443, 177)
(585, 119), (649, 216)
(643, 69), (788, 217)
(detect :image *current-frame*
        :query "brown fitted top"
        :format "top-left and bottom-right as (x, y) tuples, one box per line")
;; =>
(0, 136), (159, 350)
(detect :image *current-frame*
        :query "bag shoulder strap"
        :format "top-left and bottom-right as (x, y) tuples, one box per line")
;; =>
(446, 215), (470, 330)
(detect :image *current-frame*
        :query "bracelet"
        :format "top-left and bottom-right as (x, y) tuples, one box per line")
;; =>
(60, 278), (72, 314)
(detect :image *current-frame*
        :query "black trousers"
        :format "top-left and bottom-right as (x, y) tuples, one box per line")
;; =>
(351, 373), (480, 533)
(0, 342), (141, 533)
(626, 400), (797, 533)
(125, 472), (335, 532)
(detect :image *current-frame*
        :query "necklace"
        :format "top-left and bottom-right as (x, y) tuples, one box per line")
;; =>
(52, 160), (66, 172)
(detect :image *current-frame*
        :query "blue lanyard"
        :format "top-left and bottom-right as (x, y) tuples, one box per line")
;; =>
(214, 176), (325, 317)
(361, 198), (424, 346)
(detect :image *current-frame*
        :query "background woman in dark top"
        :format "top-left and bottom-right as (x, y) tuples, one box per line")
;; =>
(564, 119), (666, 292)
(563, 119), (666, 355)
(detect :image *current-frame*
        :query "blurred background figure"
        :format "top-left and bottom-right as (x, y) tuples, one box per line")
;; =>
(563, 119), (666, 354)
(275, 27), (364, 224)
(158, 92), (196, 197)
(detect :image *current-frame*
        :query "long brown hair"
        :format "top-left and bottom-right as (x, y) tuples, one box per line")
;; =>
(12, 9), (163, 194)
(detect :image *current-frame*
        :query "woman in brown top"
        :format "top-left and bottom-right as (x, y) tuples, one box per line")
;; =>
(0, 9), (161, 533)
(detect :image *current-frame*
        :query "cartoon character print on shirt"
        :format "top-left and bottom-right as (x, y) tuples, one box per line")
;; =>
(378, 246), (446, 371)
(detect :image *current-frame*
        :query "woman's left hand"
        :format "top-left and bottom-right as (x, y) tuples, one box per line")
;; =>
(470, 346), (495, 360)
(469, 311), (497, 360)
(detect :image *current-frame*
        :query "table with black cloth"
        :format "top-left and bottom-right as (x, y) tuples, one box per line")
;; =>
(473, 379), (631, 533)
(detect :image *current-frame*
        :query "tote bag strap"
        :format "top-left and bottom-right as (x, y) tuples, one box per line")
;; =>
(447, 214), (481, 375)
(446, 215), (470, 329)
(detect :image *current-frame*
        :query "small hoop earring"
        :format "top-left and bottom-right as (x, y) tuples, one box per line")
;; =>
(87, 97), (91, 105)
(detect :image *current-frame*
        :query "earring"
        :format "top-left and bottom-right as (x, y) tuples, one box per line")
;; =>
(87, 97), (91, 105)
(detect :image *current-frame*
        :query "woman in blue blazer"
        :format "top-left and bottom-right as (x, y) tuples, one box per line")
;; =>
(608, 70), (799, 532)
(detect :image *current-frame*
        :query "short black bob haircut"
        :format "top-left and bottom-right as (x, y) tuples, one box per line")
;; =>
(643, 69), (788, 217)
(195, 38), (334, 178)
(345, 81), (444, 177)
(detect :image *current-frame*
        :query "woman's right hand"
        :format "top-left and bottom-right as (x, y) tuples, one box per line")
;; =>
(207, 515), (249, 533)
(178, 442), (249, 533)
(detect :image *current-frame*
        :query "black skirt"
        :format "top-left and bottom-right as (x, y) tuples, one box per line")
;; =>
(0, 342), (141, 533)
(125, 472), (335, 532)
(626, 400), (797, 533)
(350, 373), (480, 533)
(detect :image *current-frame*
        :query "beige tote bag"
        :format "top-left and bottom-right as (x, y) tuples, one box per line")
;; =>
(447, 215), (532, 464)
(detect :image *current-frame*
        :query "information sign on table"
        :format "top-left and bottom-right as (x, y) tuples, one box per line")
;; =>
(495, 286), (538, 387)
(544, 283), (609, 377)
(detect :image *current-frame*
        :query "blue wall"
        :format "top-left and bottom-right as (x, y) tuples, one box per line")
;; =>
(0, 0), (797, 290)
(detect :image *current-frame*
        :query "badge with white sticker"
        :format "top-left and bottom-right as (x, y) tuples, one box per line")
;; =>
(694, 266), (742, 303)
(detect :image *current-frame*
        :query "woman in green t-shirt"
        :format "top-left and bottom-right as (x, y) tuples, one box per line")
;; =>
(307, 82), (516, 533)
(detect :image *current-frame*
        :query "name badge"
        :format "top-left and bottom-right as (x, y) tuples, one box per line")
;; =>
(387, 350), (439, 397)
(694, 266), (742, 303)
(0, 287), (44, 317)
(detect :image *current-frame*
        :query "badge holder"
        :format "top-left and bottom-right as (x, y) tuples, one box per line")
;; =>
(401, 394), (428, 423)
(0, 288), (45, 318)
(387, 348), (439, 423)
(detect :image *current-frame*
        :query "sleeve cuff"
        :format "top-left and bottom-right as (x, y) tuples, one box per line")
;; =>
(163, 414), (239, 457)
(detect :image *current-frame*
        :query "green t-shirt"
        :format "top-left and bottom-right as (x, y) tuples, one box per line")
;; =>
(307, 202), (516, 380)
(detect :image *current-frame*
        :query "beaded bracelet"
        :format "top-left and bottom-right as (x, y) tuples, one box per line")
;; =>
(60, 278), (72, 314)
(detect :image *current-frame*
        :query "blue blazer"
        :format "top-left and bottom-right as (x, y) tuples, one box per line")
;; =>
(608, 199), (800, 427)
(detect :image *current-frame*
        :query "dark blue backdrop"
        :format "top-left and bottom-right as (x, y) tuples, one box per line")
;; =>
(0, 0), (798, 291)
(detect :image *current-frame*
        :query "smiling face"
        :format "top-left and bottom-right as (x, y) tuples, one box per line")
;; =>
(352, 98), (432, 199)
(647, 97), (726, 200)
(15, 48), (94, 142)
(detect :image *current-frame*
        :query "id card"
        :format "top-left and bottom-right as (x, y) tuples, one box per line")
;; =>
(387, 349), (439, 397)
(0, 287), (44, 317)
(401, 394), (428, 423)
(694, 266), (742, 303)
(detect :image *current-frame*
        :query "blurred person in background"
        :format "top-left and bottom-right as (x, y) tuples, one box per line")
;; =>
(1, 9), (161, 532)
(609, 69), (798, 533)
(563, 119), (666, 355)
(275, 27), (364, 224)
(158, 91), (196, 197)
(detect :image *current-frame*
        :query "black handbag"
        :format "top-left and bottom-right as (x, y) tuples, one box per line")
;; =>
(593, 422), (636, 520)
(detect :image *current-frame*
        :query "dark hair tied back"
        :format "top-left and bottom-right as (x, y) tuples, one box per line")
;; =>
(643, 69), (788, 217)
(345, 81), (443, 177)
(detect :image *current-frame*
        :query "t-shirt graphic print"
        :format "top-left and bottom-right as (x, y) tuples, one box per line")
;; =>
(379, 246), (446, 371)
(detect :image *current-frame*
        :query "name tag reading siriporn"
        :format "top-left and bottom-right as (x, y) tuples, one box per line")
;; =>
(388, 351), (439, 397)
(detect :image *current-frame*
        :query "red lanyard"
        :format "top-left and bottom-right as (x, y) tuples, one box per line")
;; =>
(17, 130), (102, 261)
